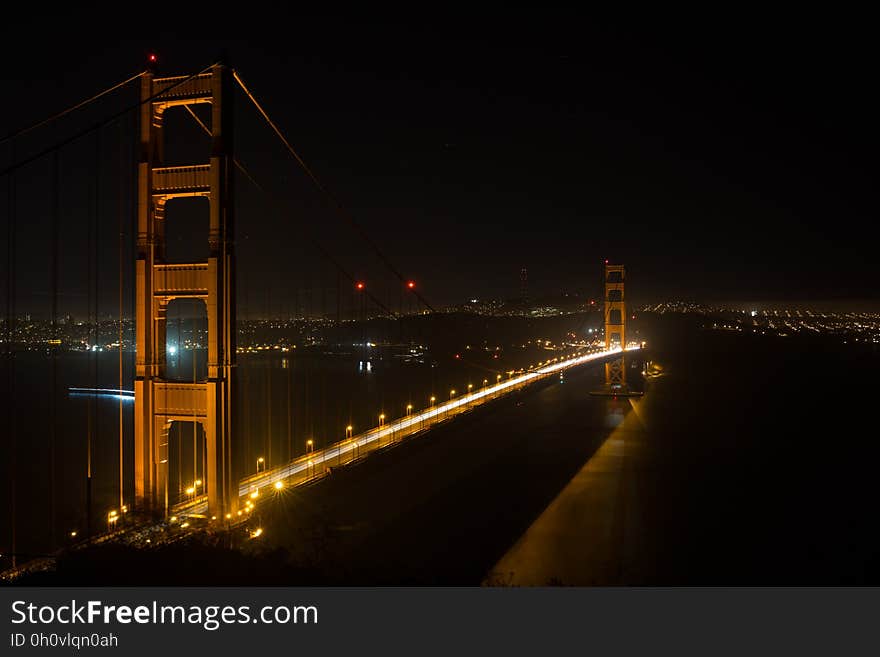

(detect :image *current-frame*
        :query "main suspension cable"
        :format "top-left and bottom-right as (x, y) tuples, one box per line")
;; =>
(0, 69), (146, 146)
(182, 105), (265, 193)
(181, 104), (397, 318)
(0, 63), (218, 179)
(232, 70), (436, 313)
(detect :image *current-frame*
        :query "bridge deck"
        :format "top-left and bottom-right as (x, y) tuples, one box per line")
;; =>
(172, 346), (640, 517)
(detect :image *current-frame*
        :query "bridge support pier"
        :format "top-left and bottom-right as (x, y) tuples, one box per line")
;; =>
(134, 64), (238, 519)
(591, 262), (641, 398)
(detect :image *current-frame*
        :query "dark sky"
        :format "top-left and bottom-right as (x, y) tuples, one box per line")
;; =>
(1, 11), (877, 316)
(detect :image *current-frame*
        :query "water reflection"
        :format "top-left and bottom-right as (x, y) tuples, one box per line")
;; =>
(604, 399), (627, 428)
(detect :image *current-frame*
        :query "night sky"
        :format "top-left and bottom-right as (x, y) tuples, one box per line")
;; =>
(1, 12), (876, 315)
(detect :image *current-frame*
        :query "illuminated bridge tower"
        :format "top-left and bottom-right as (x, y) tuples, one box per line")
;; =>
(134, 64), (237, 518)
(603, 263), (627, 390)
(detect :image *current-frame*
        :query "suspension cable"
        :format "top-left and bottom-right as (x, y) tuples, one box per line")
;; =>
(181, 104), (397, 317)
(182, 105), (265, 192)
(117, 118), (125, 512)
(6, 144), (18, 568)
(0, 69), (146, 146)
(50, 148), (59, 547)
(0, 63), (218, 179)
(232, 70), (436, 313)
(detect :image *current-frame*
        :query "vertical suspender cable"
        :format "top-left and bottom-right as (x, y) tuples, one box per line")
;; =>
(192, 311), (197, 493)
(94, 129), (101, 525)
(176, 317), (182, 500)
(117, 118), (125, 513)
(286, 350), (292, 462)
(267, 287), (272, 467)
(85, 142), (93, 539)
(129, 100), (138, 515)
(51, 149), (59, 548)
(7, 145), (17, 568)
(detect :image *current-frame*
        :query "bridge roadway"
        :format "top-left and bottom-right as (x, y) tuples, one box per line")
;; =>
(173, 345), (641, 518)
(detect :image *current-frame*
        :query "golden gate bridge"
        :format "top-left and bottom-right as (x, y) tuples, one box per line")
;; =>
(0, 56), (639, 573)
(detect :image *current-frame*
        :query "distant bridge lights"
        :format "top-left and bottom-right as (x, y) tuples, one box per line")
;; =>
(174, 345), (640, 518)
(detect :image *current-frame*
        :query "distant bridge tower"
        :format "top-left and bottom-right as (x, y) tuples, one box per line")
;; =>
(134, 64), (237, 518)
(603, 263), (626, 389)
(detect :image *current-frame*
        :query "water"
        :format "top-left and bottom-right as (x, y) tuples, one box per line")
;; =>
(490, 315), (880, 584)
(9, 312), (879, 584)
(243, 315), (880, 584)
(0, 312), (600, 564)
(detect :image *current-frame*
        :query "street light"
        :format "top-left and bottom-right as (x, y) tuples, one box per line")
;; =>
(306, 439), (314, 454)
(430, 396), (436, 407)
(346, 425), (357, 458)
(378, 413), (385, 428)
(406, 404), (413, 417)
(256, 457), (265, 473)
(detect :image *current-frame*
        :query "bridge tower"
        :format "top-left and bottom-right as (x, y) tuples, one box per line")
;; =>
(134, 64), (237, 518)
(603, 262), (626, 390)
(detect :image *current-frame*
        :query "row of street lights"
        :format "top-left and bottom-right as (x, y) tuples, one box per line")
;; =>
(244, 353), (592, 508)
(253, 372), (522, 475)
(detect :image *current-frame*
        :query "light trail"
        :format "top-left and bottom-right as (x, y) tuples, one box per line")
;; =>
(68, 387), (134, 402)
(176, 346), (641, 516)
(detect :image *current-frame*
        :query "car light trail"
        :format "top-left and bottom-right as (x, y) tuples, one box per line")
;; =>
(176, 346), (640, 516)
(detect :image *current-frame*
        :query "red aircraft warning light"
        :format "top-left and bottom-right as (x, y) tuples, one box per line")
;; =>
(355, 281), (365, 290)
(406, 280), (415, 289)
(148, 53), (157, 63)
